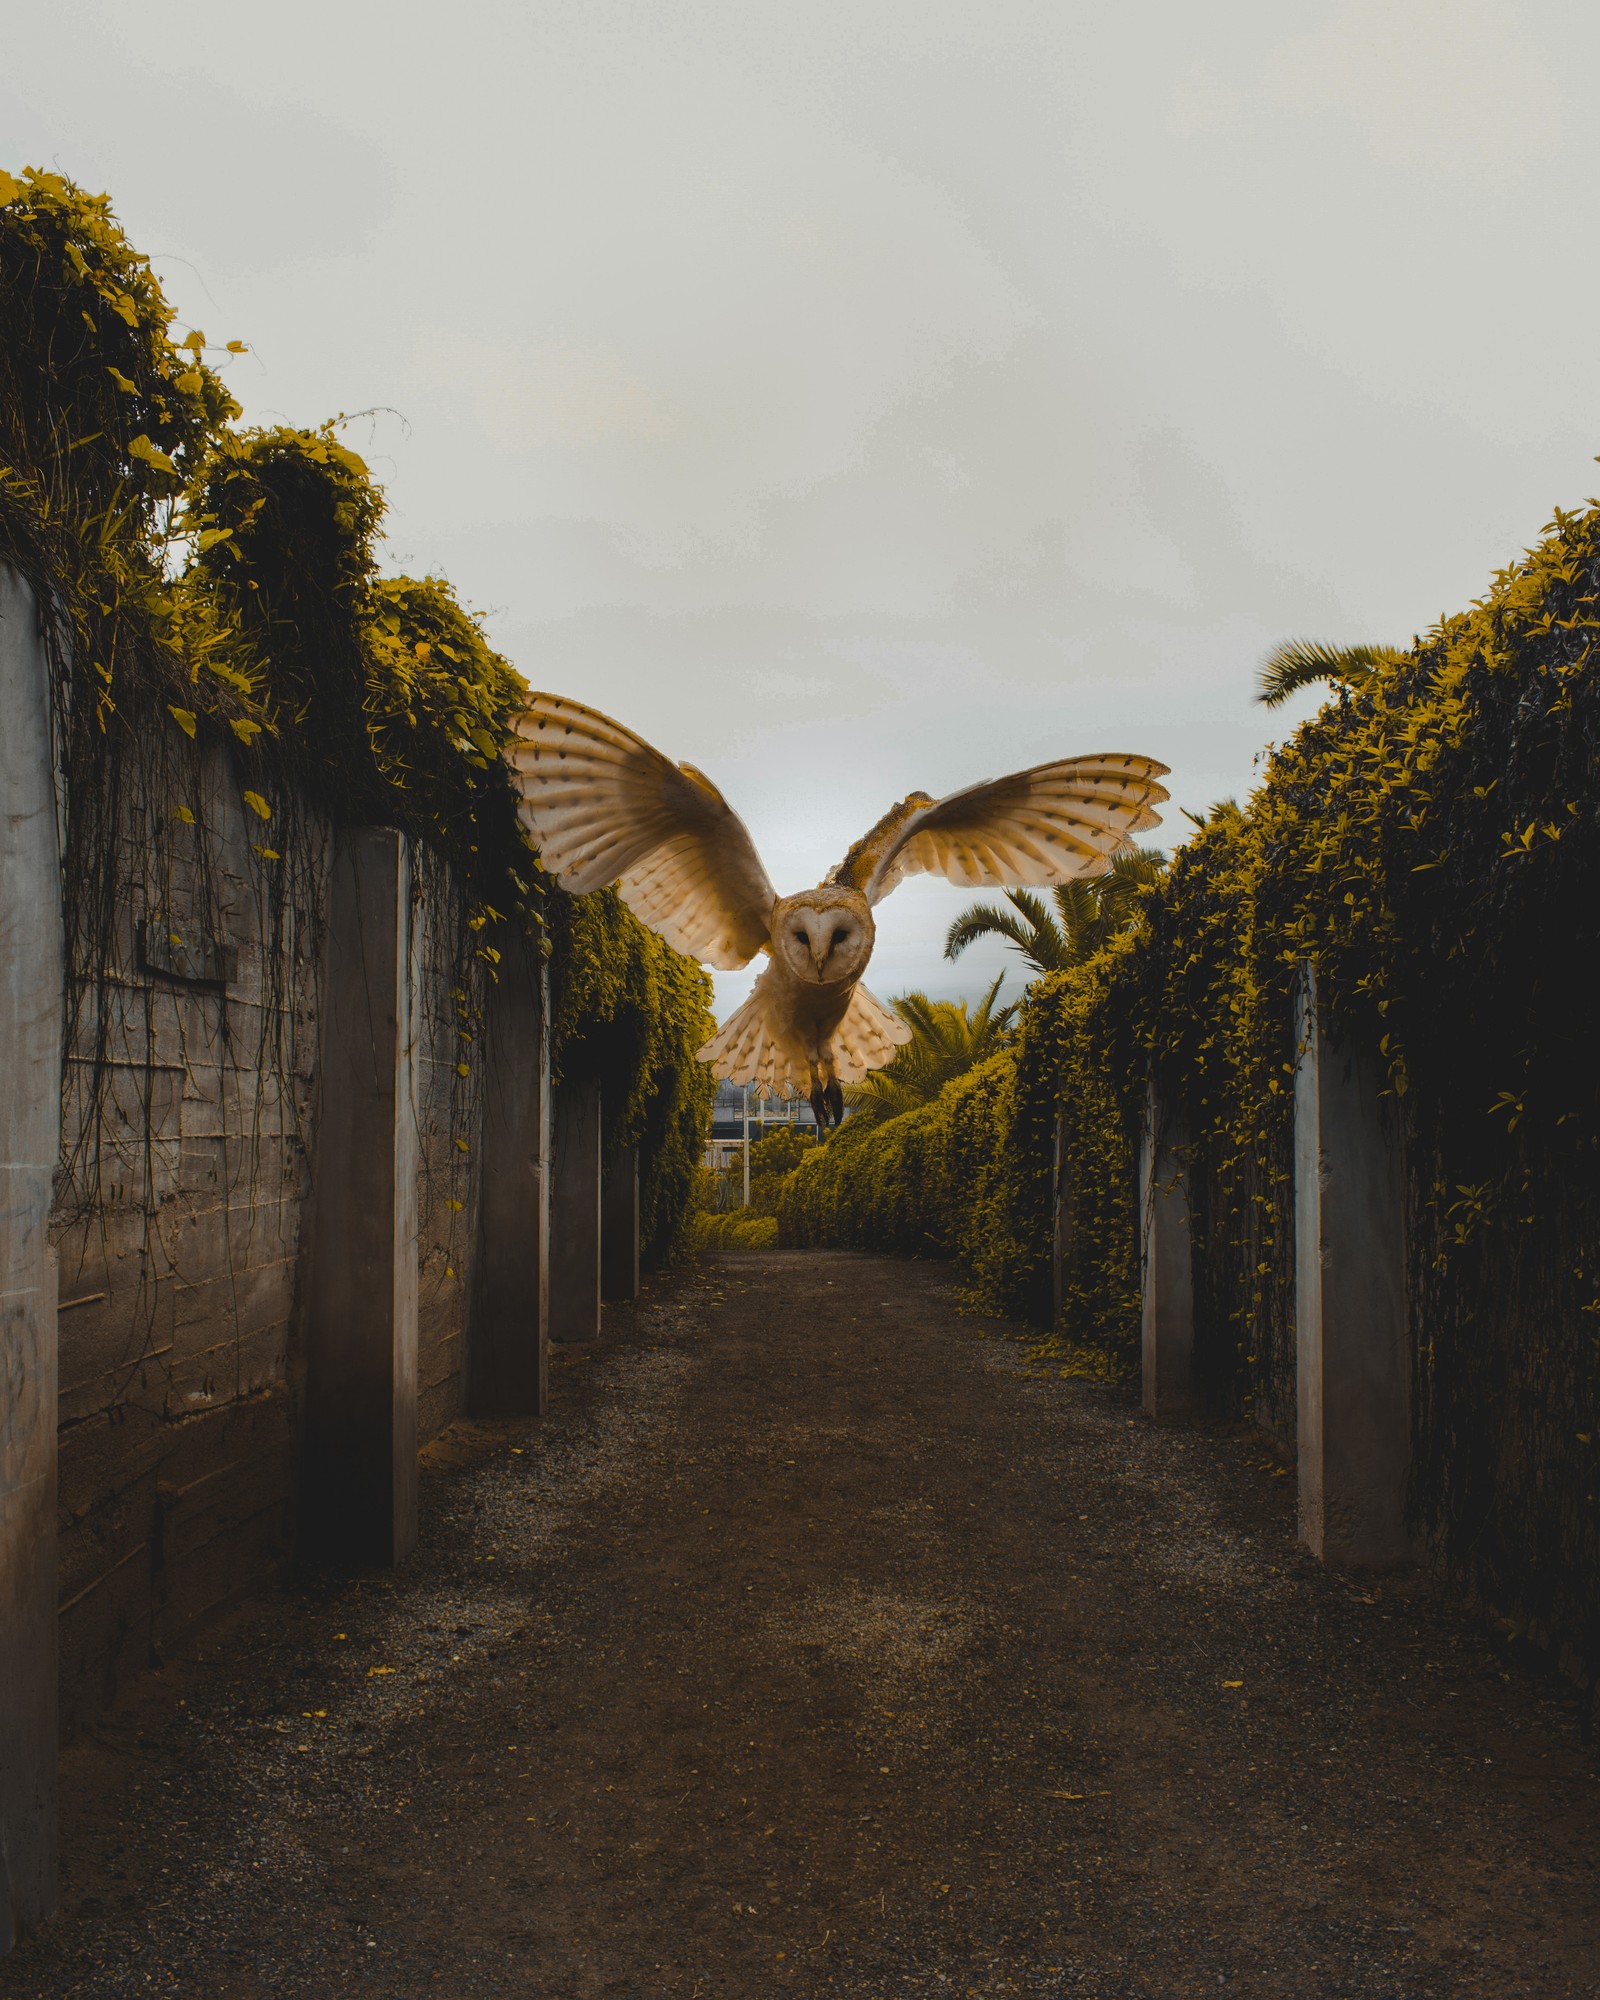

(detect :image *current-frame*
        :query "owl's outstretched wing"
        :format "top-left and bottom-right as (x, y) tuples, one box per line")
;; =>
(831, 753), (1170, 905)
(505, 693), (776, 969)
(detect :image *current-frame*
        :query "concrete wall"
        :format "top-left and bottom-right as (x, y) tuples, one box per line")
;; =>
(0, 561), (605, 1951)
(1, 570), (63, 1946)
(550, 1077), (602, 1347)
(35, 652), (546, 1729)
(300, 828), (418, 1571)
(1140, 1088), (1196, 1423)
(412, 853), (483, 1447)
(602, 1145), (641, 1305)
(466, 937), (550, 1415)
(1294, 965), (1412, 1566)
(51, 735), (319, 1733)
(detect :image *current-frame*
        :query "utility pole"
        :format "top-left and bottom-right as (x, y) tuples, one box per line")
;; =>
(743, 1081), (752, 1207)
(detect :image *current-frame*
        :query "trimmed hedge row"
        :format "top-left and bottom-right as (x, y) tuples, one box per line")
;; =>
(778, 1052), (1036, 1311)
(778, 495), (1600, 1682)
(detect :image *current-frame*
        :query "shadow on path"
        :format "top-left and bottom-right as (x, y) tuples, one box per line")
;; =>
(4, 1251), (1598, 1997)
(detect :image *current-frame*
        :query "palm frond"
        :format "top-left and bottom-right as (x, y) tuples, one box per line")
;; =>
(943, 856), (1166, 985)
(1256, 638), (1403, 709)
(963, 972), (1018, 1055)
(846, 976), (1017, 1124)
(945, 894), (1067, 972)
(944, 904), (1039, 962)
(1005, 886), (1053, 932)
(1095, 847), (1168, 929)
(1051, 878), (1099, 936)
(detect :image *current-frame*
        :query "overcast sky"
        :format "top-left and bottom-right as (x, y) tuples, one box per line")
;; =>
(7, 0), (1600, 1015)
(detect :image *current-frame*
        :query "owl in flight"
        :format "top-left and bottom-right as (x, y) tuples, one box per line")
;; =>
(506, 695), (1169, 1130)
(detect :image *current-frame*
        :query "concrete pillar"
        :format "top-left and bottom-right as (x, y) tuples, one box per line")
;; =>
(0, 569), (61, 1949)
(601, 1144), (641, 1304)
(549, 1076), (601, 1347)
(1294, 964), (1411, 1566)
(1140, 1086), (1196, 1422)
(302, 828), (418, 1568)
(466, 940), (550, 1415)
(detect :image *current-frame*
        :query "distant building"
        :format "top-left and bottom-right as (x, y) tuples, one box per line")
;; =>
(709, 1080), (817, 1139)
(706, 1081), (820, 1171)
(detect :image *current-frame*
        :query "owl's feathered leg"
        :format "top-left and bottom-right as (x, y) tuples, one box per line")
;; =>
(807, 1051), (846, 1135)
(808, 1078), (845, 1133)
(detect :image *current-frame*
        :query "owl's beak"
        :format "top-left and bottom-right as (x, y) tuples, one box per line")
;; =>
(795, 922), (828, 977)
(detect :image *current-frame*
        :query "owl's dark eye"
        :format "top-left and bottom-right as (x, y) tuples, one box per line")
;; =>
(830, 927), (848, 948)
(792, 930), (807, 944)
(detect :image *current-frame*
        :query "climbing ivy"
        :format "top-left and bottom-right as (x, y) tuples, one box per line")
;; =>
(1, 165), (710, 1269)
(549, 885), (715, 1267)
(776, 496), (1600, 1685)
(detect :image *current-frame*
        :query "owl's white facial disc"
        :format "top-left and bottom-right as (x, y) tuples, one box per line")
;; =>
(773, 888), (874, 986)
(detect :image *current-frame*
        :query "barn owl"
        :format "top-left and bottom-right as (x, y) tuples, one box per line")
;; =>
(506, 694), (1169, 1129)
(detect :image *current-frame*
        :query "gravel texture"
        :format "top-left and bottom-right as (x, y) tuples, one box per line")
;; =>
(4, 1249), (1598, 1997)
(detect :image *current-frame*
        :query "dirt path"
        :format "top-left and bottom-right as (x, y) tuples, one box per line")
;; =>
(5, 1251), (1598, 1999)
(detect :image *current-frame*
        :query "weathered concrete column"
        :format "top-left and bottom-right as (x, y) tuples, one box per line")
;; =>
(601, 1144), (641, 1304)
(549, 1076), (602, 1347)
(466, 940), (550, 1415)
(0, 569), (61, 1949)
(302, 828), (419, 1568)
(1294, 965), (1411, 1566)
(1140, 1086), (1196, 1422)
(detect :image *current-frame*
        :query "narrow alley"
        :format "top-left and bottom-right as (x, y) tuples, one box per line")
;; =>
(5, 1252), (1597, 1999)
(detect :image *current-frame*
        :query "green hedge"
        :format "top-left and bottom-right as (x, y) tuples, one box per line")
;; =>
(778, 1052), (1036, 1309)
(1, 165), (711, 1267)
(694, 1212), (780, 1252)
(778, 496), (1600, 1679)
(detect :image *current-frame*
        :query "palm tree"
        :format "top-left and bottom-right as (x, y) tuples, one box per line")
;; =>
(1255, 638), (1403, 709)
(943, 848), (1168, 978)
(844, 974), (1017, 1126)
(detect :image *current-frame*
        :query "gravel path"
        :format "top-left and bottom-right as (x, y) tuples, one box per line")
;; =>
(5, 1250), (1598, 1998)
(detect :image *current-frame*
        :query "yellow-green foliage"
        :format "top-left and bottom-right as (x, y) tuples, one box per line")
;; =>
(697, 1121), (817, 1220)
(190, 425), (538, 922)
(2, 167), (712, 1268)
(551, 887), (716, 1267)
(694, 1212), (780, 1252)
(778, 1052), (1033, 1310)
(774, 955), (1137, 1373)
(1010, 943), (1143, 1370)
(782, 493), (1600, 1674)
(0, 167), (254, 737)
(745, 1125), (817, 1216)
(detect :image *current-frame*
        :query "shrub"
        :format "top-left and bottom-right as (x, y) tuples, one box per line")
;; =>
(778, 1051), (1034, 1309)
(781, 491), (1600, 1679)
(694, 1212), (780, 1252)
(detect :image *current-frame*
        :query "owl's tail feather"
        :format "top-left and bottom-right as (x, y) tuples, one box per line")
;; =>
(828, 981), (913, 1085)
(699, 978), (811, 1092)
(699, 974), (913, 1093)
